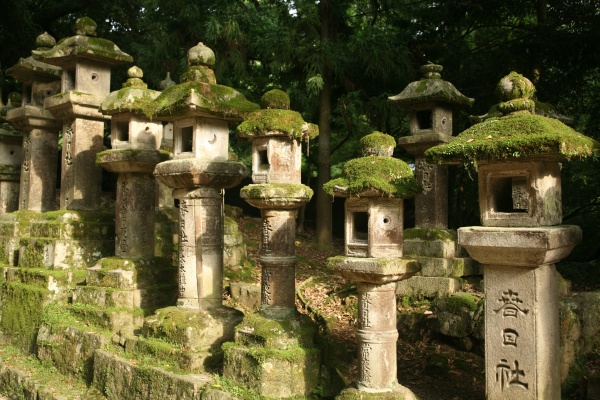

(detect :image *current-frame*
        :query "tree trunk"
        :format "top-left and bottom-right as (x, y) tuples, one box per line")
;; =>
(315, 0), (333, 247)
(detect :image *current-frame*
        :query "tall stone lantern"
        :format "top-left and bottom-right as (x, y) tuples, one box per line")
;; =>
(6, 32), (62, 212)
(0, 93), (23, 214)
(389, 63), (473, 229)
(223, 90), (320, 398)
(325, 132), (420, 398)
(389, 64), (477, 298)
(32, 17), (133, 210)
(141, 43), (259, 371)
(426, 72), (599, 400)
(97, 66), (168, 258)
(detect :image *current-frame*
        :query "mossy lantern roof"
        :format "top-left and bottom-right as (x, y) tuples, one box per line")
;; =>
(32, 17), (132, 66)
(237, 89), (318, 141)
(388, 64), (474, 108)
(425, 72), (600, 164)
(149, 42), (259, 121)
(100, 66), (160, 115)
(323, 132), (420, 198)
(7, 33), (61, 83)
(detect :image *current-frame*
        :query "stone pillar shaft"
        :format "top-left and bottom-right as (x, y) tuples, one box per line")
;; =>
(60, 118), (103, 210)
(174, 187), (223, 310)
(19, 129), (58, 212)
(115, 173), (156, 258)
(259, 208), (297, 313)
(484, 264), (559, 400)
(414, 156), (448, 229)
(356, 281), (399, 392)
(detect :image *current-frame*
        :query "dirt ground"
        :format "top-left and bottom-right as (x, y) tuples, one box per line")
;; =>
(234, 215), (486, 400)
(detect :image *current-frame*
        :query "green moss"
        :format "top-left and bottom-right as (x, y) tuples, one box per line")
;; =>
(237, 109), (318, 140)
(240, 183), (313, 200)
(443, 293), (480, 313)
(100, 87), (159, 114)
(404, 228), (457, 242)
(260, 89), (290, 110)
(323, 156), (420, 198)
(426, 112), (600, 164)
(0, 281), (51, 352)
(360, 131), (396, 150)
(151, 81), (259, 119)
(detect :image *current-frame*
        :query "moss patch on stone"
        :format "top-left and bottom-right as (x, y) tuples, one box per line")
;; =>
(240, 183), (313, 200)
(151, 81), (259, 119)
(323, 156), (420, 198)
(260, 89), (290, 110)
(237, 109), (318, 140)
(360, 131), (396, 150)
(426, 112), (600, 164)
(443, 293), (481, 313)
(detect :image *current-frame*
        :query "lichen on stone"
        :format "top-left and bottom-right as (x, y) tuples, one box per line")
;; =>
(323, 156), (420, 198)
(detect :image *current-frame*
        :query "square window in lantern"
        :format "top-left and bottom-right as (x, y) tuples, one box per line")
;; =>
(415, 109), (433, 130)
(257, 149), (269, 171)
(179, 126), (193, 153)
(64, 69), (75, 92)
(115, 119), (129, 142)
(490, 175), (529, 213)
(351, 211), (369, 243)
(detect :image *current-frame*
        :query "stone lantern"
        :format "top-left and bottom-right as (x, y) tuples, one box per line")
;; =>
(141, 43), (259, 371)
(222, 90), (320, 398)
(97, 66), (168, 258)
(426, 72), (599, 400)
(325, 132), (420, 397)
(389, 63), (473, 229)
(6, 32), (62, 212)
(389, 64), (477, 297)
(0, 93), (23, 214)
(32, 17), (133, 210)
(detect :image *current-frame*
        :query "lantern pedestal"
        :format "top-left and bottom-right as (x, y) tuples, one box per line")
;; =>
(459, 225), (581, 400)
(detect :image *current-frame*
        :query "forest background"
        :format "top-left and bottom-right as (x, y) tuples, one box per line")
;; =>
(1, 0), (599, 273)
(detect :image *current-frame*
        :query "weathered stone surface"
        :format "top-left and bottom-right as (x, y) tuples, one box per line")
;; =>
(36, 323), (109, 380)
(484, 264), (560, 400)
(396, 276), (462, 297)
(229, 281), (260, 312)
(92, 349), (211, 400)
(143, 306), (242, 352)
(328, 256), (419, 284)
(459, 225), (582, 267)
(403, 237), (458, 258)
(478, 160), (562, 227)
(559, 299), (581, 383)
(417, 256), (480, 277)
(154, 158), (247, 190)
(435, 293), (483, 338)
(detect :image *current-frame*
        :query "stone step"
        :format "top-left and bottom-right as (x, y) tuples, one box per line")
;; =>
(85, 257), (177, 290)
(4, 267), (86, 293)
(92, 349), (212, 400)
(124, 335), (214, 372)
(68, 304), (143, 335)
(17, 237), (114, 270)
(36, 322), (110, 382)
(72, 285), (176, 310)
(417, 257), (481, 278)
(396, 276), (462, 298)
(228, 281), (260, 312)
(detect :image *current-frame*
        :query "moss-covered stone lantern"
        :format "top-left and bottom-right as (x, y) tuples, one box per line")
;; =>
(426, 72), (599, 400)
(32, 17), (133, 210)
(223, 90), (319, 397)
(325, 132), (420, 397)
(142, 43), (259, 372)
(6, 33), (62, 212)
(0, 93), (24, 214)
(97, 66), (169, 258)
